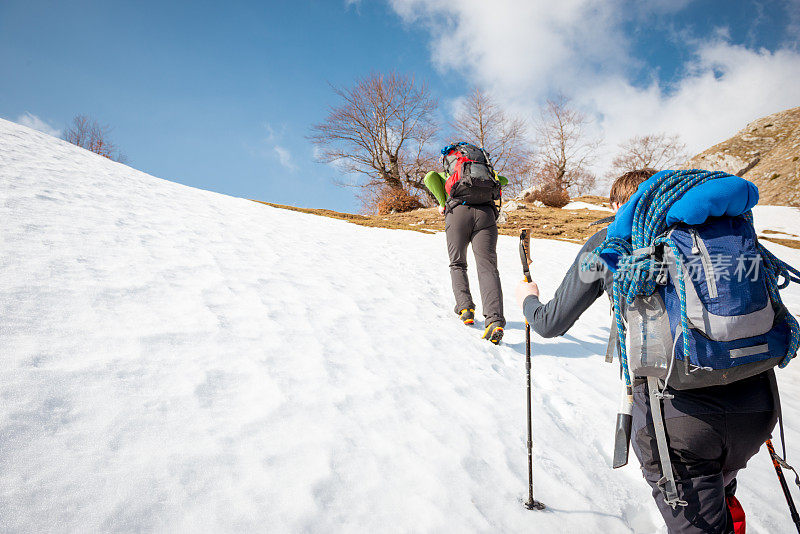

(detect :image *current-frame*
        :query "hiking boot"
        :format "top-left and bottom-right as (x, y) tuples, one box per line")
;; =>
(459, 308), (475, 325)
(482, 322), (504, 344)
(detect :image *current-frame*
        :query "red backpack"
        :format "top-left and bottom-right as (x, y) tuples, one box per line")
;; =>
(441, 142), (501, 207)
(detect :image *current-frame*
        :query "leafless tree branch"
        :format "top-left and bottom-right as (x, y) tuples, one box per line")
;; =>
(530, 96), (600, 196)
(309, 73), (439, 206)
(608, 133), (688, 176)
(62, 115), (126, 163)
(450, 88), (532, 196)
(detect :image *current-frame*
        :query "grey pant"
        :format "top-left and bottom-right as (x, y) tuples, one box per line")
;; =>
(445, 204), (505, 327)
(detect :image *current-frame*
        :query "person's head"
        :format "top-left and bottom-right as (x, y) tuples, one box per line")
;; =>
(609, 168), (657, 211)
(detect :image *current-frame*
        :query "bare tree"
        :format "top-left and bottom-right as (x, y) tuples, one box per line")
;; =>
(450, 88), (531, 195)
(63, 115), (126, 162)
(309, 73), (439, 205)
(608, 133), (688, 176)
(531, 96), (601, 197)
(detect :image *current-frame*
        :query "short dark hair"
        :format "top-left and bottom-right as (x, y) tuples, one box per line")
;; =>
(609, 168), (657, 205)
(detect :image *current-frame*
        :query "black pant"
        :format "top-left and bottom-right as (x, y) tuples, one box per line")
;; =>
(631, 371), (778, 533)
(445, 204), (504, 327)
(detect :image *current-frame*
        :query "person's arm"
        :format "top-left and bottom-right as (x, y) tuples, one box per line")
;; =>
(424, 171), (447, 206)
(519, 230), (610, 338)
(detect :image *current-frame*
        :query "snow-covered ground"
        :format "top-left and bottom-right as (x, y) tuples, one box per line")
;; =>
(2, 118), (800, 533)
(753, 205), (800, 241)
(562, 201), (614, 212)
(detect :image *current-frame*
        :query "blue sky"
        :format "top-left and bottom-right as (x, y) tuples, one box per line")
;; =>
(2, 0), (799, 212)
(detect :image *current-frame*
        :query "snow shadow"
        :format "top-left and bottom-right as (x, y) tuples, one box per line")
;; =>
(502, 322), (610, 360)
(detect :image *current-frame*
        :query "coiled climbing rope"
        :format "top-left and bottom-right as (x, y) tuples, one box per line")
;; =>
(583, 170), (800, 387)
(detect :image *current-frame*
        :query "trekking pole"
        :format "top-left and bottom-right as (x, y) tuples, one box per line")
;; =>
(519, 229), (545, 511)
(766, 439), (800, 533)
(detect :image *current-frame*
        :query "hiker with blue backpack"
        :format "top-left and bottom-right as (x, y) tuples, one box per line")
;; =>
(516, 169), (800, 533)
(425, 142), (508, 344)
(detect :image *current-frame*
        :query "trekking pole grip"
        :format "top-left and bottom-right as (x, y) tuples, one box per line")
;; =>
(519, 228), (532, 283)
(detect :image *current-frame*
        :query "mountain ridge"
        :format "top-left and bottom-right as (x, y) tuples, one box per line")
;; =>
(684, 106), (800, 206)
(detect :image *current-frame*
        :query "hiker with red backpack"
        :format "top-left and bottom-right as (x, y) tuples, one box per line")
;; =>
(516, 169), (800, 533)
(424, 142), (508, 344)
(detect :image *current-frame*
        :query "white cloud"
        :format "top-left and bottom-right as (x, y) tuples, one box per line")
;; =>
(16, 112), (60, 137)
(390, 0), (632, 100)
(274, 145), (297, 171)
(387, 0), (800, 181)
(585, 42), (800, 183)
(258, 123), (298, 172)
(263, 123), (277, 142)
(786, 0), (800, 45)
(586, 43), (800, 156)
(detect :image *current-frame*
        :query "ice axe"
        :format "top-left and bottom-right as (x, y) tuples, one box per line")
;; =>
(519, 228), (545, 511)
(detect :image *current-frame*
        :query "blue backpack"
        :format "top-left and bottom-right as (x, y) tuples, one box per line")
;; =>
(591, 170), (800, 390)
(588, 170), (800, 508)
(625, 214), (792, 390)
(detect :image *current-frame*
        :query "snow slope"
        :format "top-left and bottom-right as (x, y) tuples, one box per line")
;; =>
(2, 118), (800, 533)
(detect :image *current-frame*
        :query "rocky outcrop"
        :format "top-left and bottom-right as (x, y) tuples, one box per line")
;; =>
(683, 106), (800, 206)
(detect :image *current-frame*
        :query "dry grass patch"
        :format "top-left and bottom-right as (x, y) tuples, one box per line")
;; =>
(252, 201), (437, 234)
(255, 198), (800, 249)
(252, 199), (614, 243)
(760, 236), (800, 250)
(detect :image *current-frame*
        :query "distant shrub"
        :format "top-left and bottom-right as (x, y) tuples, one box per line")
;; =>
(371, 186), (425, 215)
(62, 115), (126, 163)
(524, 187), (570, 208)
